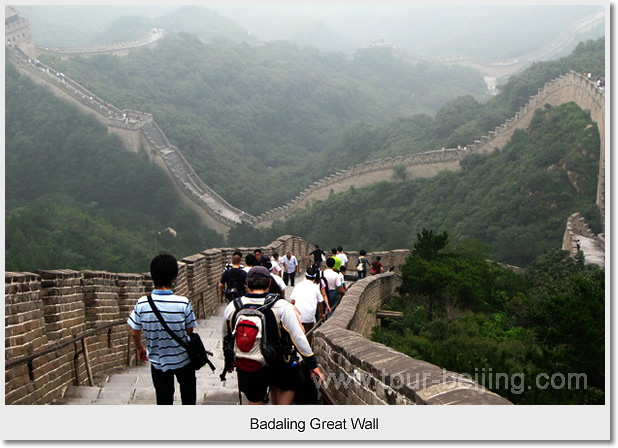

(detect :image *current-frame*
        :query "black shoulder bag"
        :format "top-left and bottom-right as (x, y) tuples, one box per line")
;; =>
(147, 295), (215, 371)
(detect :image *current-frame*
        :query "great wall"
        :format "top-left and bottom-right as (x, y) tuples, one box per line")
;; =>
(5, 236), (511, 405)
(4, 7), (605, 405)
(5, 6), (606, 236)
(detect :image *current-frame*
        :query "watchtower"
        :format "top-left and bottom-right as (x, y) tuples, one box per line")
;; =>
(5, 6), (35, 58)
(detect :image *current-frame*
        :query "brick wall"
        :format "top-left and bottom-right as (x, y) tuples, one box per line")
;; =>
(256, 71), (605, 229)
(5, 235), (316, 405)
(313, 272), (512, 405)
(562, 212), (604, 256)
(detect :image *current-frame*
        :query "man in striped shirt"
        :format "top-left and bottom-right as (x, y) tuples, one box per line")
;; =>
(127, 253), (198, 405)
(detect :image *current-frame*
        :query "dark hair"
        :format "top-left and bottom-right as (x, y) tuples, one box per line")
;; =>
(377, 256), (382, 261)
(254, 249), (262, 255)
(337, 246), (343, 252)
(331, 248), (337, 255)
(150, 252), (178, 288)
(306, 265), (319, 283)
(359, 250), (367, 256)
(326, 257), (336, 268)
(233, 251), (243, 257)
(245, 254), (258, 266)
(247, 275), (271, 291)
(273, 252), (279, 258)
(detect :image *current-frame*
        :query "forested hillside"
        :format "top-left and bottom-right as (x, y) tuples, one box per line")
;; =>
(238, 102), (600, 267)
(372, 231), (604, 405)
(5, 64), (223, 273)
(41, 33), (486, 213)
(5, 36), (603, 273)
(321, 38), (605, 161)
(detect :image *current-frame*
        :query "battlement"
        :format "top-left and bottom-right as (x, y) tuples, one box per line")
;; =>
(5, 236), (514, 405)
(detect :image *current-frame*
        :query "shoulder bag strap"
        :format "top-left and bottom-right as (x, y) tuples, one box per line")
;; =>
(147, 294), (188, 349)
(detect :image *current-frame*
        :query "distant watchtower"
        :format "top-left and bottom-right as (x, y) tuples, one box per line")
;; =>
(5, 6), (35, 58)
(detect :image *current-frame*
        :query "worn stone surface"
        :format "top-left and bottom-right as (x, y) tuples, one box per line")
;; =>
(7, 238), (517, 406)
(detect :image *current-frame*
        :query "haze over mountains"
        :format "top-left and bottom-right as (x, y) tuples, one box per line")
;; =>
(16, 4), (604, 61)
(5, 5), (606, 273)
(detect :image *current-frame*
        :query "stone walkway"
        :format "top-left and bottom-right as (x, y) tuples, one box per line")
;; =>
(52, 303), (240, 405)
(52, 281), (310, 405)
(578, 235), (605, 268)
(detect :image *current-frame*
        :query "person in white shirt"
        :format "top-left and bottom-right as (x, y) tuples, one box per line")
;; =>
(270, 252), (283, 277)
(335, 246), (348, 268)
(290, 266), (330, 342)
(320, 258), (345, 316)
(267, 262), (287, 298)
(282, 251), (298, 286)
(222, 266), (324, 405)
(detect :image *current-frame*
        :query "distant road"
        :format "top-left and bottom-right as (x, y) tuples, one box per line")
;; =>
(423, 10), (604, 91)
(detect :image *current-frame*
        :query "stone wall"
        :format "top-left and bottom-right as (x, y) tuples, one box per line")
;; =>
(313, 272), (512, 405)
(9, 31), (604, 235)
(4, 235), (316, 405)
(562, 212), (604, 256)
(6, 47), (246, 234)
(34, 29), (163, 59)
(6, 237), (515, 405)
(255, 71), (605, 228)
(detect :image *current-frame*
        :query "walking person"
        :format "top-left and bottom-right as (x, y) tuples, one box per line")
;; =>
(328, 248), (342, 272)
(222, 266), (324, 405)
(290, 265), (330, 344)
(254, 249), (270, 268)
(370, 256), (384, 275)
(321, 257), (345, 316)
(282, 251), (298, 287)
(270, 252), (283, 277)
(356, 250), (371, 279)
(127, 252), (198, 405)
(223, 251), (244, 271)
(336, 246), (348, 270)
(306, 244), (325, 267)
(218, 253), (247, 302)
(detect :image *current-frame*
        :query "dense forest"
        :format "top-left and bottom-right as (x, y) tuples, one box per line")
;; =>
(246, 101), (600, 267)
(5, 34), (604, 273)
(372, 230), (604, 405)
(39, 34), (603, 215)
(41, 33), (487, 214)
(5, 63), (223, 273)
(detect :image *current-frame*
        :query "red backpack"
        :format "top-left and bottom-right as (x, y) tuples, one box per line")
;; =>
(226, 294), (280, 372)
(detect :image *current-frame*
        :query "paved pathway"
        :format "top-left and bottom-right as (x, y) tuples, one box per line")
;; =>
(578, 235), (605, 268)
(53, 281), (305, 405)
(52, 303), (239, 405)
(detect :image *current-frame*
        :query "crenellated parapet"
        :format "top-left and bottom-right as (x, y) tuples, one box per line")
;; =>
(4, 235), (316, 404)
(35, 29), (164, 59)
(5, 236), (513, 405)
(313, 272), (512, 405)
(6, 10), (605, 235)
(255, 71), (605, 228)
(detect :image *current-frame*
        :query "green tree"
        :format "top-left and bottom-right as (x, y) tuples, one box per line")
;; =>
(413, 228), (449, 260)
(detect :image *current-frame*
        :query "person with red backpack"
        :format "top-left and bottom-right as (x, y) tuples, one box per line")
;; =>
(222, 266), (324, 405)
